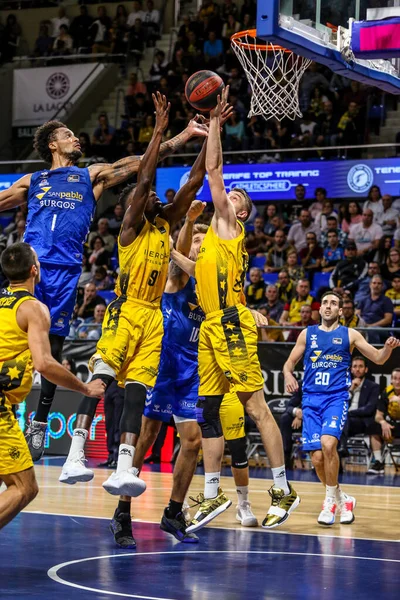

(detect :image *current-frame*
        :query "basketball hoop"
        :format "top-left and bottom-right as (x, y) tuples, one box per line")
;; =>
(231, 29), (312, 121)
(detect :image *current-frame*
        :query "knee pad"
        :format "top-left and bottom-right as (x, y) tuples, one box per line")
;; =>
(196, 395), (224, 439)
(227, 436), (248, 469)
(120, 381), (147, 436)
(89, 354), (117, 378)
(78, 374), (114, 419)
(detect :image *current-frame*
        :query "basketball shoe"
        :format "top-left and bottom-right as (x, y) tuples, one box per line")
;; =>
(59, 450), (94, 484)
(25, 420), (47, 462)
(186, 488), (232, 533)
(102, 467), (146, 497)
(160, 509), (199, 543)
(110, 509), (136, 549)
(317, 497), (337, 526)
(236, 501), (258, 527)
(337, 492), (356, 525)
(262, 484), (300, 528)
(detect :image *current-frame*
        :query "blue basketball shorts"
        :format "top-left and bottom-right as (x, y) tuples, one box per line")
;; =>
(143, 349), (198, 423)
(34, 262), (82, 337)
(301, 391), (349, 451)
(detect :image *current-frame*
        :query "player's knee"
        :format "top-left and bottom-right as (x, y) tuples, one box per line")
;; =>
(18, 479), (38, 508)
(321, 436), (338, 456)
(196, 395), (224, 439)
(311, 450), (324, 468)
(245, 399), (269, 424)
(180, 427), (202, 454)
(227, 436), (248, 469)
(120, 381), (147, 435)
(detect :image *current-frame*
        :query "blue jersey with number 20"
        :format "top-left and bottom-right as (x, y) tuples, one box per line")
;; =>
(302, 325), (351, 395)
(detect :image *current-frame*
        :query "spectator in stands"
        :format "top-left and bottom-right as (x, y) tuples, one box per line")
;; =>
(385, 275), (400, 322)
(227, 66), (246, 96)
(246, 215), (267, 255)
(258, 305), (284, 342)
(321, 229), (345, 272)
(354, 261), (381, 304)
(92, 114), (116, 154)
(340, 200), (363, 234)
(315, 200), (336, 231)
(222, 13), (240, 44)
(149, 49), (168, 83)
(0, 13), (21, 63)
(6, 218), (25, 246)
(76, 132), (92, 166)
(330, 241), (368, 294)
(88, 218), (115, 253)
(262, 203), (278, 237)
(77, 303), (106, 340)
(279, 383), (302, 469)
(371, 368), (400, 474)
(88, 236), (111, 273)
(357, 275), (394, 343)
(224, 111), (246, 151)
(127, 0), (145, 27)
(339, 356), (381, 463)
(111, 4), (129, 56)
(299, 62), (329, 112)
(51, 7), (69, 39)
(284, 250), (305, 283)
(61, 356), (76, 374)
(75, 282), (106, 319)
(395, 226), (400, 249)
(287, 209), (320, 252)
(376, 194), (399, 237)
(129, 17), (145, 59)
(363, 185), (382, 218)
(142, 0), (160, 46)
(204, 30), (224, 68)
(349, 208), (383, 260)
(373, 235), (392, 266)
(340, 298), (366, 328)
(138, 114), (155, 147)
(92, 265), (114, 291)
(309, 86), (327, 119)
(262, 284), (284, 322)
(287, 304), (316, 342)
(245, 268), (265, 308)
(382, 248), (400, 283)
(309, 187), (327, 221)
(52, 25), (73, 56)
(337, 101), (363, 153)
(221, 0), (239, 20)
(90, 6), (112, 54)
(299, 231), (323, 273)
(276, 269), (295, 304)
(126, 72), (147, 97)
(314, 100), (339, 150)
(33, 24), (53, 57)
(265, 229), (294, 273)
(108, 203), (125, 236)
(280, 279), (320, 325)
(319, 216), (347, 248)
(78, 254), (93, 289)
(70, 5), (93, 52)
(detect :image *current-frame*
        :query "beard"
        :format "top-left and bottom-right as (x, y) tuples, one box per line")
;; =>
(64, 149), (83, 164)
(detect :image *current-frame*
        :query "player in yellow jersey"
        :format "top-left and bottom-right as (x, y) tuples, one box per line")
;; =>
(59, 92), (209, 499)
(174, 86), (299, 532)
(0, 243), (104, 530)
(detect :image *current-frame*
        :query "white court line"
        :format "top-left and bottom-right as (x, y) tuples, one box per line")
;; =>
(23, 510), (400, 543)
(47, 550), (400, 600)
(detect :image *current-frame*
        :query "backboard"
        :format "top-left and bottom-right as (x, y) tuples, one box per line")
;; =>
(256, 0), (400, 93)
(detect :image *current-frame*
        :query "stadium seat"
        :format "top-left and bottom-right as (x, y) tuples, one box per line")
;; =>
(250, 255), (266, 269)
(311, 271), (331, 296)
(263, 272), (279, 285)
(97, 290), (116, 305)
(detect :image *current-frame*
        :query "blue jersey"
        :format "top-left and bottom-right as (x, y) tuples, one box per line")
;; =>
(161, 277), (205, 358)
(302, 325), (351, 394)
(24, 166), (96, 265)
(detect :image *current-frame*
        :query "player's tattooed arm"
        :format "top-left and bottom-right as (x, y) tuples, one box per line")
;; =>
(170, 248), (195, 277)
(158, 115), (208, 162)
(0, 174), (31, 211)
(283, 329), (307, 393)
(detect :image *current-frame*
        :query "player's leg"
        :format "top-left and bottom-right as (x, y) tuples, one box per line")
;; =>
(311, 450), (326, 485)
(0, 468), (39, 529)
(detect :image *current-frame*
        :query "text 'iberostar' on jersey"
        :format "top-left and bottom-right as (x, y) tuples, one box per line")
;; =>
(303, 325), (352, 394)
(195, 222), (248, 314)
(24, 167), (96, 265)
(115, 215), (170, 304)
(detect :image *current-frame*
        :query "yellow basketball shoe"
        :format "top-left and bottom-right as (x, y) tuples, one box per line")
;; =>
(186, 488), (232, 533)
(262, 483), (300, 529)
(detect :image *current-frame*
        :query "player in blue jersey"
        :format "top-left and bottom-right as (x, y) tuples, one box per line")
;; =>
(283, 291), (400, 526)
(0, 116), (207, 461)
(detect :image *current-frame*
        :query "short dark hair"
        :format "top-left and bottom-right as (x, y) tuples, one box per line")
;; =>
(343, 299), (354, 308)
(234, 187), (252, 222)
(33, 120), (66, 163)
(321, 290), (343, 308)
(393, 367), (400, 374)
(119, 183), (136, 210)
(327, 228), (338, 235)
(1, 243), (36, 282)
(352, 355), (367, 368)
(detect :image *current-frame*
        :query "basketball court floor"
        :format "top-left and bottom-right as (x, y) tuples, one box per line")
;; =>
(1, 458), (399, 600)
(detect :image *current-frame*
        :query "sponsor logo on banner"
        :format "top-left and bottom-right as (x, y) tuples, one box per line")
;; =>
(347, 164), (374, 193)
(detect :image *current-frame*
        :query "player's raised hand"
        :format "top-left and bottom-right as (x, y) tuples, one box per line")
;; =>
(210, 85), (230, 119)
(220, 102), (234, 126)
(249, 308), (268, 328)
(152, 91), (170, 132)
(85, 378), (106, 398)
(385, 337), (400, 349)
(186, 200), (206, 222)
(285, 373), (299, 394)
(186, 114), (209, 137)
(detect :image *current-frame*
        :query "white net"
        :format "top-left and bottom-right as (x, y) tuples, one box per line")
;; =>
(231, 30), (312, 121)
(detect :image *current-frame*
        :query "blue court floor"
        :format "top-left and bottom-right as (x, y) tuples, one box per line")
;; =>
(1, 511), (399, 600)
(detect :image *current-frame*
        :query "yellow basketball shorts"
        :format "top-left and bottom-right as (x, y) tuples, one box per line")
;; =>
(198, 304), (264, 396)
(95, 296), (163, 387)
(220, 390), (245, 440)
(0, 403), (33, 476)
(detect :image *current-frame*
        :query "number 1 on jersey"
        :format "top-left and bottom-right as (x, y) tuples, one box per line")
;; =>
(51, 214), (57, 231)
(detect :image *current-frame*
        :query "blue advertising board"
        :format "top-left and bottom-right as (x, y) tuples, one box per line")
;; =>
(0, 174), (20, 191)
(156, 158), (400, 202)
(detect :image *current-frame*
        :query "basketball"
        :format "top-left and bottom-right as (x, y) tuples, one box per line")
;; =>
(185, 70), (225, 112)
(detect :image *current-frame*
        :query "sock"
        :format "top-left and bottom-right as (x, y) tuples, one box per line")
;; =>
(116, 444), (135, 474)
(325, 484), (338, 500)
(373, 450), (382, 462)
(117, 500), (131, 515)
(271, 465), (290, 495)
(204, 472), (220, 499)
(236, 485), (249, 504)
(67, 429), (88, 460)
(166, 499), (183, 519)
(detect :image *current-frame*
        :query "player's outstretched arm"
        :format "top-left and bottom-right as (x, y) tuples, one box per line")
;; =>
(0, 174), (31, 211)
(170, 248), (196, 277)
(176, 200), (206, 257)
(89, 116), (207, 196)
(283, 329), (307, 393)
(20, 302), (105, 397)
(350, 329), (400, 365)
(119, 92), (170, 247)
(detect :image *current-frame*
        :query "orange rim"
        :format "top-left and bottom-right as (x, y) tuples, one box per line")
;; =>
(231, 29), (293, 52)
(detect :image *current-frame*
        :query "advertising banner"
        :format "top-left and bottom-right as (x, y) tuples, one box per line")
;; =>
(156, 158), (400, 202)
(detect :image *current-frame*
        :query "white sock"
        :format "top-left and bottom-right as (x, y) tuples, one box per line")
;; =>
(271, 465), (290, 495)
(236, 485), (249, 504)
(325, 484), (338, 500)
(67, 429), (88, 461)
(116, 444), (135, 474)
(373, 450), (382, 462)
(204, 472), (220, 499)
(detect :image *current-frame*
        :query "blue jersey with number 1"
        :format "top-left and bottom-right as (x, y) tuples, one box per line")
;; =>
(302, 325), (351, 394)
(24, 166), (96, 265)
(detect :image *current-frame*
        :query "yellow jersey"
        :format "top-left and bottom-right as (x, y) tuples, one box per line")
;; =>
(115, 216), (170, 305)
(0, 288), (36, 410)
(195, 222), (248, 315)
